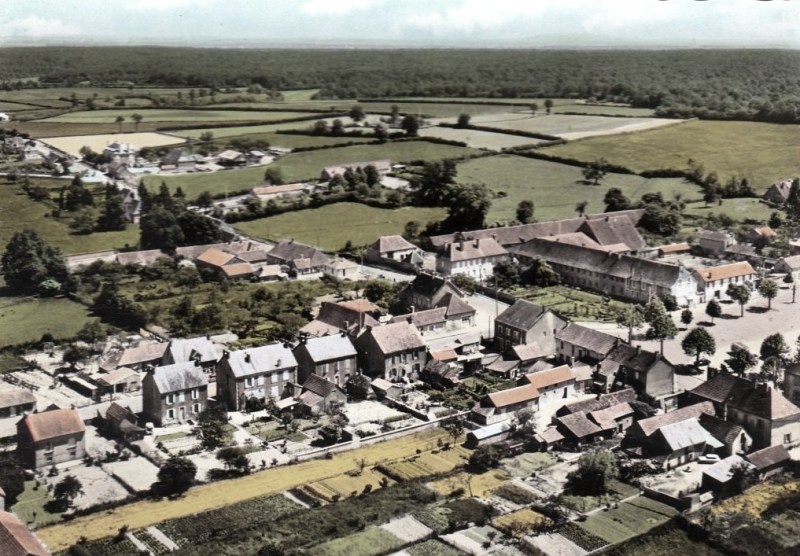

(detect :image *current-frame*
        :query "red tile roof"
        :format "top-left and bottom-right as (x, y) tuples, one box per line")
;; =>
(523, 365), (574, 390)
(20, 408), (85, 443)
(0, 511), (51, 556)
(487, 384), (540, 408)
(694, 261), (755, 283)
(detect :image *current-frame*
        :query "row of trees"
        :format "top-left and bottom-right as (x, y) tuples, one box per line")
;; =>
(138, 182), (222, 252)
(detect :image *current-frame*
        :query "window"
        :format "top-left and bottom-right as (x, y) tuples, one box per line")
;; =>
(166, 393), (174, 405)
(784, 433), (792, 444)
(271, 385), (279, 398)
(45, 441), (54, 453)
(167, 408), (175, 419)
(191, 388), (199, 399)
(192, 403), (200, 414)
(245, 378), (253, 388)
(283, 370), (290, 381)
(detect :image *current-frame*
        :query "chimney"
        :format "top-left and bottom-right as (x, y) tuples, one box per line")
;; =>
(276, 358), (282, 367)
(474, 238), (480, 248)
(407, 316), (413, 324)
(459, 238), (464, 251)
(636, 345), (641, 354)
(222, 350), (230, 360)
(244, 352), (251, 363)
(340, 330), (346, 338)
(410, 305), (415, 313)
(0, 486), (4, 512)
(344, 320), (350, 331)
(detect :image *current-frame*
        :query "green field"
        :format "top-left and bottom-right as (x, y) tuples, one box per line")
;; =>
(683, 198), (773, 223)
(554, 104), (656, 117)
(235, 203), (447, 251)
(313, 527), (405, 556)
(545, 120), (800, 190)
(605, 522), (723, 556)
(171, 121), (332, 140)
(210, 131), (374, 150)
(150, 141), (479, 196)
(42, 108), (319, 124)
(577, 496), (678, 545)
(0, 181), (140, 254)
(0, 296), (93, 347)
(456, 154), (698, 223)
(360, 101), (531, 118)
(419, 126), (544, 150)
(11, 481), (63, 528)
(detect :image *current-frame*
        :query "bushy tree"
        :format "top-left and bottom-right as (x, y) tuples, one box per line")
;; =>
(401, 114), (419, 137)
(96, 185), (127, 232)
(349, 104), (365, 122)
(468, 444), (506, 472)
(217, 447), (250, 475)
(680, 308), (693, 328)
(726, 284), (751, 317)
(615, 304), (645, 342)
(442, 183), (491, 232)
(196, 405), (230, 449)
(345, 373), (372, 400)
(726, 344), (758, 376)
(414, 160), (458, 206)
(2, 229), (68, 294)
(155, 456), (197, 497)
(492, 261), (520, 289)
(54, 475), (83, 507)
(682, 327), (716, 365)
(758, 278), (779, 310)
(263, 167), (284, 185)
(0, 452), (26, 506)
(582, 158), (609, 185)
(516, 200), (535, 224)
(760, 333), (789, 361)
(521, 257), (560, 288)
(140, 207), (184, 252)
(644, 297), (677, 352)
(457, 113), (471, 128)
(706, 299), (722, 323)
(566, 451), (618, 496)
(603, 188), (631, 212)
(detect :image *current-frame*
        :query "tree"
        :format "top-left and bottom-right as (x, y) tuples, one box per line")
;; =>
(312, 119), (329, 135)
(0, 452), (26, 506)
(155, 456), (197, 497)
(566, 451), (618, 496)
(726, 344), (758, 376)
(401, 114), (419, 137)
(318, 412), (349, 445)
(769, 211), (783, 229)
(661, 293), (678, 312)
(330, 119), (344, 136)
(345, 373), (372, 400)
(575, 200), (588, 217)
(403, 220), (420, 241)
(349, 104), (365, 122)
(544, 99), (554, 114)
(441, 416), (465, 444)
(493, 261), (520, 289)
(263, 167), (284, 185)
(97, 185), (127, 232)
(705, 299), (722, 323)
(729, 461), (758, 494)
(703, 188), (719, 207)
(54, 475), (83, 508)
(582, 158), (609, 185)
(760, 332), (789, 361)
(682, 327), (716, 365)
(131, 113), (143, 131)
(603, 188), (631, 212)
(217, 447), (250, 475)
(758, 278), (779, 310)
(529, 102), (538, 114)
(62, 345), (90, 370)
(415, 160), (457, 206)
(785, 179), (800, 221)
(115, 115), (125, 133)
(140, 207), (184, 252)
(644, 297), (677, 353)
(69, 209), (96, 235)
(516, 200), (535, 224)
(615, 304), (645, 343)
(2, 230), (67, 294)
(76, 320), (107, 347)
(443, 183), (491, 232)
(468, 444), (505, 472)
(177, 211), (222, 245)
(680, 308), (693, 328)
(390, 104), (400, 123)
(457, 113), (471, 128)
(727, 284), (751, 317)
(197, 405), (230, 449)
(364, 164), (380, 187)
(521, 257), (560, 287)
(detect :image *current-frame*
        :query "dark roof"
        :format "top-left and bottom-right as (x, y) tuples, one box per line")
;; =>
(606, 344), (664, 373)
(435, 293), (475, 318)
(390, 307), (447, 328)
(149, 362), (208, 393)
(557, 412), (602, 439)
(429, 209), (646, 249)
(633, 401), (715, 438)
(310, 301), (380, 334)
(268, 240), (329, 267)
(370, 235), (418, 254)
(556, 323), (619, 356)
(406, 273), (462, 298)
(511, 239), (686, 289)
(689, 373), (753, 404)
(441, 237), (507, 262)
(301, 374), (341, 398)
(558, 388), (637, 416)
(105, 402), (134, 423)
(745, 445), (791, 470)
(0, 386), (36, 409)
(495, 300), (546, 330)
(700, 230), (730, 242)
(728, 384), (800, 421)
(362, 322), (425, 355)
(579, 216), (646, 251)
(698, 413), (743, 447)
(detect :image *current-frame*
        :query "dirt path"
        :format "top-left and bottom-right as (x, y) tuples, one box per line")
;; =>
(37, 428), (451, 551)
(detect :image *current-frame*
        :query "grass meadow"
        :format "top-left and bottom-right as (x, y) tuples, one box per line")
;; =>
(682, 198), (773, 223)
(0, 297), (94, 347)
(43, 108), (320, 124)
(545, 119), (800, 191)
(461, 112), (678, 139)
(577, 496), (678, 545)
(234, 203), (447, 251)
(456, 154), (698, 223)
(419, 126), (545, 150)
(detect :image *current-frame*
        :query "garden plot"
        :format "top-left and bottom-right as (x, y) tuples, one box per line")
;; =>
(576, 496), (678, 545)
(105, 458), (160, 493)
(462, 113), (679, 140)
(377, 447), (470, 482)
(344, 400), (408, 426)
(41, 132), (183, 157)
(429, 470), (511, 498)
(303, 468), (394, 502)
(442, 525), (502, 555)
(380, 515), (433, 544)
(527, 532), (588, 556)
(313, 526), (406, 556)
(493, 508), (550, 538)
(402, 539), (467, 556)
(45, 462), (130, 510)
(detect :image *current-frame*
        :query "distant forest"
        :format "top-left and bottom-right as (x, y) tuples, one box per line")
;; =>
(2, 47), (800, 122)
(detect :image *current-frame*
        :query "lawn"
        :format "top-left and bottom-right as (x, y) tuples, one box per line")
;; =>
(11, 480), (63, 528)
(361, 101), (531, 118)
(560, 479), (640, 513)
(210, 130), (375, 149)
(0, 181), (140, 254)
(577, 496), (678, 545)
(408, 539), (465, 556)
(234, 203), (447, 251)
(510, 284), (634, 323)
(554, 104), (656, 117)
(170, 120), (328, 140)
(683, 198), (774, 223)
(455, 154), (698, 223)
(312, 526), (405, 556)
(604, 522), (723, 556)
(545, 120), (800, 191)
(37, 428), (453, 551)
(40, 109), (320, 124)
(0, 296), (94, 347)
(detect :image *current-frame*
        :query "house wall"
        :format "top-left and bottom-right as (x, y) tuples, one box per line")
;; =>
(295, 350), (356, 389)
(699, 237), (729, 256)
(538, 382), (576, 408)
(662, 443), (704, 470)
(636, 359), (675, 398)
(356, 335), (425, 381)
(770, 419), (800, 449)
(773, 261), (800, 282)
(728, 408), (771, 449)
(0, 401), (35, 419)
(495, 311), (566, 355)
(216, 361), (296, 411)
(143, 374), (208, 425)
(436, 253), (508, 280)
(696, 274), (755, 302)
(556, 339), (608, 364)
(785, 371), (800, 405)
(17, 430), (86, 469)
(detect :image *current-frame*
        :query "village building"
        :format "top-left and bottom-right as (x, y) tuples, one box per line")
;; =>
(555, 412), (605, 446)
(216, 149), (246, 167)
(216, 344), (298, 411)
(142, 361), (208, 426)
(300, 299), (381, 337)
(395, 273), (465, 312)
(465, 421), (513, 448)
(92, 366), (141, 401)
(101, 342), (167, 373)
(773, 255), (800, 282)
(692, 261), (756, 302)
(512, 239), (697, 305)
(745, 226), (777, 244)
(603, 343), (676, 399)
(103, 403), (145, 441)
(435, 236), (508, 279)
(163, 336), (218, 371)
(626, 401), (715, 442)
(556, 388), (637, 418)
(763, 178), (794, 204)
(266, 240), (329, 276)
(320, 159), (391, 181)
(293, 375), (347, 415)
(0, 386), (36, 419)
(519, 365), (576, 408)
(120, 188), (141, 223)
(472, 383), (540, 425)
(698, 412), (751, 457)
(555, 323), (619, 365)
(701, 455), (754, 496)
(365, 235), (424, 268)
(657, 242), (691, 258)
(354, 322), (426, 381)
(293, 333), (357, 389)
(322, 257), (359, 281)
(785, 363), (800, 405)
(648, 417), (722, 469)
(160, 148), (204, 171)
(587, 402), (636, 435)
(16, 407), (86, 469)
(494, 300), (567, 355)
(698, 230), (737, 257)
(250, 183), (309, 202)
(744, 445), (791, 481)
(0, 509), (52, 556)
(194, 247), (256, 281)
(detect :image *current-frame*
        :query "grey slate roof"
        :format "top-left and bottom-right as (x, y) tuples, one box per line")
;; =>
(371, 235), (418, 254)
(698, 413), (744, 447)
(745, 445), (791, 470)
(689, 373), (753, 404)
(365, 322), (425, 354)
(556, 323), (619, 357)
(635, 401), (715, 438)
(436, 293), (476, 317)
(442, 237), (507, 262)
(495, 300), (547, 330)
(390, 307), (447, 328)
(703, 455), (753, 483)
(656, 417), (721, 451)
(150, 362), (207, 394)
(579, 215), (647, 251)
(268, 240), (329, 268)
(558, 388), (637, 416)
(557, 412), (602, 439)
(297, 334), (357, 363)
(225, 344), (297, 378)
(167, 337), (217, 365)
(301, 374), (341, 398)
(406, 273), (462, 298)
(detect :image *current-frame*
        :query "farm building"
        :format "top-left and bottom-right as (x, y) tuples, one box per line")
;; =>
(763, 179), (794, 204)
(320, 159), (391, 181)
(0, 510), (51, 556)
(465, 421), (513, 448)
(0, 386), (36, 419)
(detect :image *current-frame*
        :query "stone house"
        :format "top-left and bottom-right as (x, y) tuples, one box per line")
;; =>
(293, 333), (357, 389)
(395, 273), (465, 312)
(320, 159), (391, 181)
(163, 336), (218, 372)
(698, 230), (736, 257)
(365, 235), (423, 267)
(773, 255), (800, 282)
(0, 510), (51, 556)
(701, 455), (755, 496)
(0, 386), (36, 419)
(603, 343), (676, 399)
(322, 258), (359, 281)
(103, 403), (145, 441)
(251, 183), (308, 202)
(266, 240), (329, 276)
(626, 401), (715, 443)
(692, 261), (756, 302)
(494, 300), (567, 355)
(435, 236), (509, 280)
(649, 417), (721, 469)
(142, 362), (208, 426)
(555, 323), (619, 365)
(355, 322), (426, 381)
(785, 363), (800, 405)
(471, 383), (540, 426)
(519, 365), (575, 409)
(763, 179), (794, 204)
(216, 344), (297, 411)
(300, 300), (381, 337)
(555, 412), (605, 446)
(698, 413), (751, 457)
(294, 375), (347, 415)
(16, 408), (86, 469)
(745, 445), (791, 481)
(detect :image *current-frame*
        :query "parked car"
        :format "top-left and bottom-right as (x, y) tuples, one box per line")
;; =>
(698, 454), (721, 464)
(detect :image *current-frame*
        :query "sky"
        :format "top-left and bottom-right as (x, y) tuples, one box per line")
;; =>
(2, 0), (800, 48)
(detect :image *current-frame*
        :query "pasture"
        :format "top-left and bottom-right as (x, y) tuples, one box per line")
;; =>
(554, 103), (656, 117)
(545, 119), (800, 190)
(234, 203), (447, 251)
(41, 108), (320, 124)
(0, 297), (93, 347)
(683, 198), (773, 223)
(419, 125), (545, 150)
(171, 120), (332, 139)
(457, 112), (680, 140)
(456, 154), (697, 223)
(36, 428), (454, 550)
(40, 131), (183, 156)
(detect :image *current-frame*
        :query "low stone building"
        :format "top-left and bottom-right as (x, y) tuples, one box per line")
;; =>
(0, 386), (36, 419)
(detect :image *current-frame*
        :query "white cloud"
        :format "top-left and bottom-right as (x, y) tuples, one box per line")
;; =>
(401, 0), (547, 34)
(4, 16), (81, 37)
(301, 0), (380, 16)
(126, 0), (211, 11)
